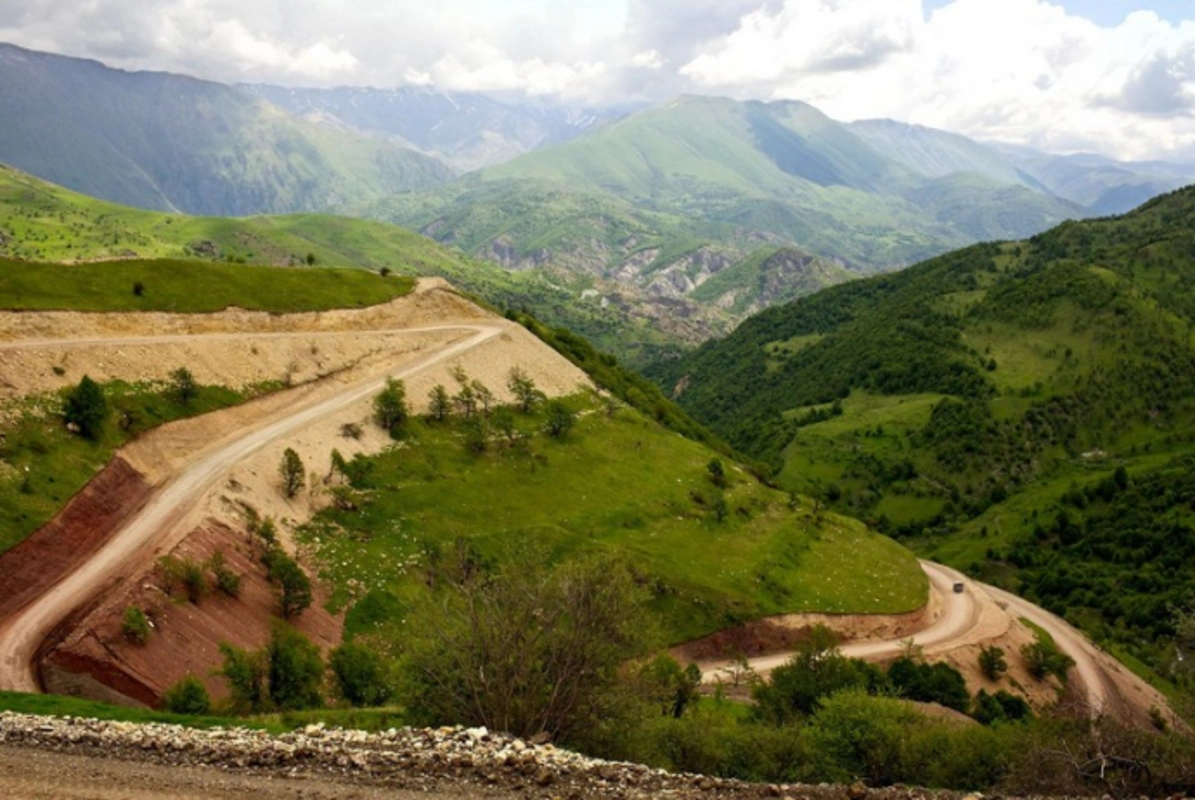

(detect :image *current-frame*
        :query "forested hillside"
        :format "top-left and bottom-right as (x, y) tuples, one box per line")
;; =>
(651, 186), (1195, 686)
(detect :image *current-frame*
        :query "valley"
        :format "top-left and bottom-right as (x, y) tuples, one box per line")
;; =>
(654, 185), (1195, 706)
(2, 22), (1195, 795)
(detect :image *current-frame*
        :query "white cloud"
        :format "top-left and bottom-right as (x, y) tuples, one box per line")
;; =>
(678, 0), (1195, 160)
(631, 49), (665, 69)
(1, 0), (1194, 158)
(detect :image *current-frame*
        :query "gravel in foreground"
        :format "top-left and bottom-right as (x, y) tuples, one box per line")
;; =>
(0, 711), (974, 800)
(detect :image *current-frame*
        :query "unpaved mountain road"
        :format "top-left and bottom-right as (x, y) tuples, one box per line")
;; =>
(0, 322), (504, 694)
(701, 561), (1175, 726)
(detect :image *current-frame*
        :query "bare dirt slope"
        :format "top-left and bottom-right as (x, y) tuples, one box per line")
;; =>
(0, 279), (592, 703)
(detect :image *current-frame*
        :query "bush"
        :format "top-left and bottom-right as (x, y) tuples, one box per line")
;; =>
(64, 375), (107, 439)
(886, 657), (971, 713)
(507, 368), (543, 414)
(268, 622), (324, 710)
(218, 642), (269, 712)
(265, 549), (312, 619)
(279, 448), (305, 499)
(978, 645), (1008, 680)
(217, 624), (323, 712)
(545, 400), (577, 438)
(170, 366), (197, 405)
(373, 378), (409, 436)
(180, 557), (207, 604)
(1021, 639), (1075, 682)
(330, 642), (394, 707)
(400, 556), (653, 742)
(161, 675), (211, 715)
(806, 691), (922, 785)
(752, 626), (885, 723)
(208, 550), (241, 597)
(121, 606), (150, 645)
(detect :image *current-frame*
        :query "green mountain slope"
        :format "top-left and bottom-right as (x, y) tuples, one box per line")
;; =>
(0, 43), (452, 216)
(363, 96), (1079, 336)
(848, 119), (1044, 189)
(650, 186), (1195, 684)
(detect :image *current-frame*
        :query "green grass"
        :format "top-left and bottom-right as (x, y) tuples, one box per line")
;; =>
(0, 258), (414, 313)
(0, 690), (268, 730)
(298, 394), (927, 645)
(0, 690), (411, 733)
(0, 381), (272, 554)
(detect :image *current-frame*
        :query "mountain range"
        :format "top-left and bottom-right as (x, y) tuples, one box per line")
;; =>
(3, 41), (1195, 343)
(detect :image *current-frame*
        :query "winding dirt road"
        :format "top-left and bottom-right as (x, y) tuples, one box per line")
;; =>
(0, 322), (503, 693)
(701, 561), (1170, 724)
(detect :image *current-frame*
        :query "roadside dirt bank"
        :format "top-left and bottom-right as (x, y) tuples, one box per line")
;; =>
(0, 457), (151, 622)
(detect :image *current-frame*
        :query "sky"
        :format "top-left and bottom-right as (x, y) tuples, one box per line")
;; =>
(1, 0), (1193, 161)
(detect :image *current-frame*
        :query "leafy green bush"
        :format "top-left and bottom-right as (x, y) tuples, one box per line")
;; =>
(329, 643), (394, 707)
(268, 622), (324, 711)
(752, 627), (885, 723)
(886, 657), (971, 713)
(400, 556), (653, 742)
(63, 375), (107, 439)
(978, 645), (1008, 680)
(161, 675), (211, 715)
(121, 606), (150, 645)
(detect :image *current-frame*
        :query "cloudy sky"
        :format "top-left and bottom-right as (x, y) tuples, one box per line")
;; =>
(1, 0), (1193, 160)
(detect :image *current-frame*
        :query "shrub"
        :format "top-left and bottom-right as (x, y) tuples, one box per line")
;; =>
(161, 675), (211, 715)
(330, 642), (394, 707)
(170, 366), (198, 405)
(507, 368), (543, 413)
(64, 375), (107, 439)
(886, 657), (971, 713)
(427, 385), (451, 422)
(121, 606), (150, 645)
(208, 550), (241, 597)
(544, 399), (577, 438)
(268, 622), (324, 710)
(279, 448), (305, 499)
(1021, 640), (1075, 682)
(373, 378), (409, 437)
(401, 556), (653, 742)
(978, 645), (1008, 680)
(180, 557), (207, 604)
(132, 281), (145, 297)
(752, 626), (885, 723)
(266, 549), (312, 619)
(806, 691), (922, 786)
(218, 642), (269, 712)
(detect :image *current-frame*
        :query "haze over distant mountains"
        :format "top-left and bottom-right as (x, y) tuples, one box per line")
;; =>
(2, 40), (1194, 339)
(242, 84), (618, 172)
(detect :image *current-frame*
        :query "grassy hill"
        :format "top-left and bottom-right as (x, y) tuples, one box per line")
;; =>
(0, 43), (452, 216)
(299, 392), (926, 647)
(649, 186), (1195, 687)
